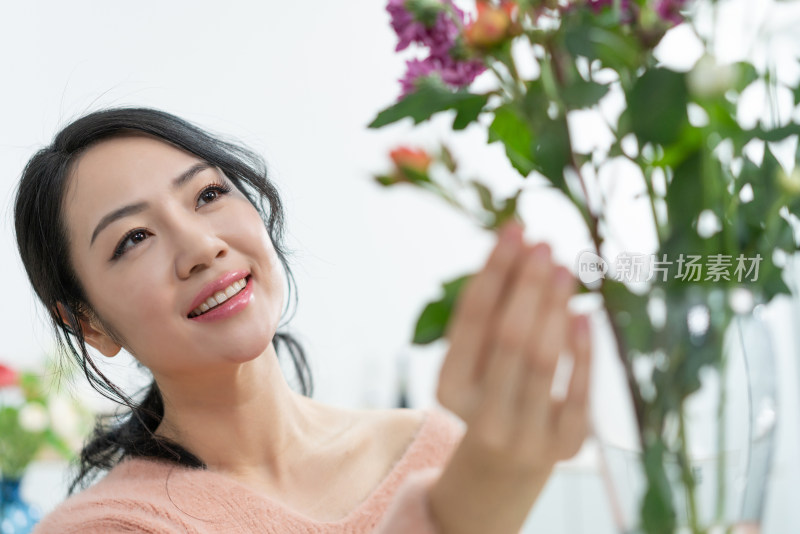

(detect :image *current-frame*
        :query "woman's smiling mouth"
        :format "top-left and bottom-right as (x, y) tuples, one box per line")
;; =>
(188, 276), (248, 317)
(187, 271), (254, 322)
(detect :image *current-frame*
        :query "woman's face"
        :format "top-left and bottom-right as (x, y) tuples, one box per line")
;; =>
(62, 134), (285, 379)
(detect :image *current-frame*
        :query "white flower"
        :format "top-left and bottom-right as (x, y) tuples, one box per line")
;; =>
(687, 54), (738, 98)
(18, 402), (49, 433)
(48, 395), (80, 440)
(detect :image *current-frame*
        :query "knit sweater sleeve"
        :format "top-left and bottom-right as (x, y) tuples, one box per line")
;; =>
(31, 498), (194, 534)
(372, 466), (442, 534)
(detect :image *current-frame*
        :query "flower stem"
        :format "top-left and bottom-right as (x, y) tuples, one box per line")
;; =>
(678, 401), (703, 534)
(541, 36), (649, 446)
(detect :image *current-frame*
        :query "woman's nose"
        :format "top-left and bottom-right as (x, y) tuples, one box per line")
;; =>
(173, 224), (228, 279)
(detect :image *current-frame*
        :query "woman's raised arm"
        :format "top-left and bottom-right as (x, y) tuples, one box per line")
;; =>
(427, 221), (592, 534)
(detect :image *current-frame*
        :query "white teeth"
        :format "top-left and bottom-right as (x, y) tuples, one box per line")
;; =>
(190, 277), (248, 317)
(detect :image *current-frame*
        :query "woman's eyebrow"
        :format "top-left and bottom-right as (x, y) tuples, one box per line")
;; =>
(89, 162), (212, 247)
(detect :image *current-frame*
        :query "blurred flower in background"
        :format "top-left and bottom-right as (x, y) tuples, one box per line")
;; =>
(0, 358), (92, 480)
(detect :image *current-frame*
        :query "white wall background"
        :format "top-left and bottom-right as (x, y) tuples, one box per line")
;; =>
(1, 0), (799, 532)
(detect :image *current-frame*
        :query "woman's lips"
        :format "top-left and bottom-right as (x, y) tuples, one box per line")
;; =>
(187, 269), (250, 315)
(189, 276), (253, 322)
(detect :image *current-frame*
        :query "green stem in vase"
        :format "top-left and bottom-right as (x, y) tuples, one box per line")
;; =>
(678, 395), (702, 534)
(715, 310), (732, 524)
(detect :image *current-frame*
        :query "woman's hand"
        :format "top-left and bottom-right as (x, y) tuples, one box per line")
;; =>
(428, 221), (592, 534)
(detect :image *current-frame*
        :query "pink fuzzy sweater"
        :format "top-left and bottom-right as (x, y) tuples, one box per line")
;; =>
(32, 408), (465, 533)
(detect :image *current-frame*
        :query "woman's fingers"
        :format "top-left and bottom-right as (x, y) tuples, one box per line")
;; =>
(439, 223), (526, 412)
(518, 265), (576, 441)
(476, 243), (553, 443)
(550, 313), (593, 460)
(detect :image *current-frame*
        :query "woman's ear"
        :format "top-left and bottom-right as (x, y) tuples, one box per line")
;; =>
(54, 302), (121, 357)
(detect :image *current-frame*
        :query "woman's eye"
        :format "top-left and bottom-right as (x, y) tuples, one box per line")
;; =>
(197, 183), (232, 208)
(112, 229), (150, 260)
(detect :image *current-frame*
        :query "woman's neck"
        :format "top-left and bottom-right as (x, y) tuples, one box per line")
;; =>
(152, 345), (353, 486)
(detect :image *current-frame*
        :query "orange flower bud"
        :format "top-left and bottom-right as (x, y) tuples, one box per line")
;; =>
(390, 146), (433, 182)
(500, 0), (517, 19)
(465, 2), (512, 49)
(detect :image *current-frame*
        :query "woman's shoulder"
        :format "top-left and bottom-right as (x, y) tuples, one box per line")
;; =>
(362, 406), (466, 467)
(32, 457), (199, 534)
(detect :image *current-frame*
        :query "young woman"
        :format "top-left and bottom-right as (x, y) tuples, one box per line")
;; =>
(14, 107), (592, 534)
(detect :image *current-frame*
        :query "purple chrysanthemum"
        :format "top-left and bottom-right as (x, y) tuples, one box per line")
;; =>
(399, 58), (437, 96)
(438, 56), (486, 88)
(389, 0), (486, 98)
(586, 0), (634, 23)
(586, 0), (630, 11)
(654, 0), (687, 25)
(388, 0), (462, 54)
(398, 55), (485, 98)
(425, 7), (464, 58)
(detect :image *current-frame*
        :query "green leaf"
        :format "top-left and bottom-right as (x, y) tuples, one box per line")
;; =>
(732, 62), (759, 93)
(453, 93), (490, 130)
(412, 273), (473, 344)
(738, 150), (781, 253)
(470, 180), (495, 213)
(601, 279), (654, 353)
(756, 253), (792, 302)
(440, 144), (457, 173)
(563, 22), (641, 72)
(744, 124), (800, 143)
(404, 0), (445, 26)
(787, 196), (800, 227)
(535, 117), (572, 195)
(773, 219), (798, 253)
(665, 149), (704, 240)
(627, 68), (689, 146)
(368, 76), (488, 129)
(374, 175), (398, 187)
(488, 104), (536, 177)
(561, 80), (610, 109)
(0, 406), (44, 478)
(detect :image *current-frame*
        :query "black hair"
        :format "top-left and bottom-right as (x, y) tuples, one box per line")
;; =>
(13, 107), (313, 494)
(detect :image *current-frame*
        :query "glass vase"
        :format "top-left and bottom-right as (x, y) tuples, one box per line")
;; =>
(591, 286), (778, 534)
(0, 476), (41, 534)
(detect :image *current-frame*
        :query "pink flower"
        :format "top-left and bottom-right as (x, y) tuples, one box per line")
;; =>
(654, 0), (688, 25)
(0, 363), (19, 388)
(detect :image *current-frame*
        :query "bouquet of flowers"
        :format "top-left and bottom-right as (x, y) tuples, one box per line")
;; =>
(0, 360), (92, 480)
(369, 0), (799, 532)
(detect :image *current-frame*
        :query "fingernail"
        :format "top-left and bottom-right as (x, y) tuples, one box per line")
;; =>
(501, 222), (522, 243)
(555, 267), (574, 287)
(529, 243), (551, 261)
